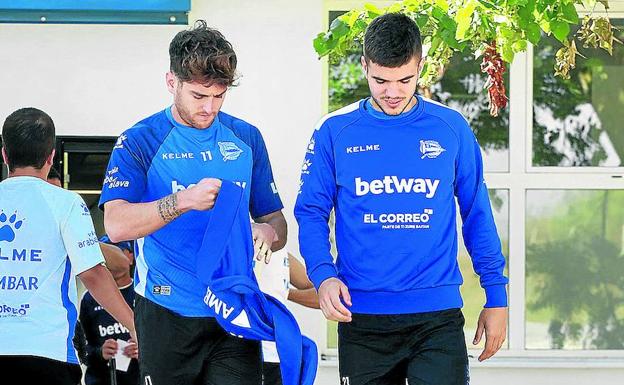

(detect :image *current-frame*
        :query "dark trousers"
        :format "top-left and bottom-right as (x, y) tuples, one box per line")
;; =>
(135, 295), (262, 385)
(0, 355), (82, 385)
(338, 308), (469, 385)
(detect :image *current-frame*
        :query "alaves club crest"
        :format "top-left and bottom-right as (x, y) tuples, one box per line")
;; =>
(420, 140), (445, 159)
(218, 142), (243, 161)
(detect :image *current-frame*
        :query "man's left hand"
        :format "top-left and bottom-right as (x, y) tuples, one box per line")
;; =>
(124, 338), (139, 359)
(251, 223), (278, 264)
(473, 307), (507, 361)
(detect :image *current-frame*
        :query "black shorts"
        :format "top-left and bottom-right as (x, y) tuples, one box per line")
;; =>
(262, 362), (283, 385)
(338, 308), (469, 385)
(0, 355), (81, 385)
(135, 295), (262, 385)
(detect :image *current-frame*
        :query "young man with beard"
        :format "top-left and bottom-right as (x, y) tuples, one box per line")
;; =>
(295, 13), (508, 385)
(100, 20), (286, 385)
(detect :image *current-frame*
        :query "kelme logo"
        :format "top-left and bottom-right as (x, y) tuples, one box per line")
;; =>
(0, 212), (24, 242)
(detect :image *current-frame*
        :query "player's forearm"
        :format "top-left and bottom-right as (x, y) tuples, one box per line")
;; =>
(288, 288), (320, 309)
(99, 243), (131, 271)
(266, 216), (287, 251)
(78, 264), (135, 334)
(104, 193), (192, 242)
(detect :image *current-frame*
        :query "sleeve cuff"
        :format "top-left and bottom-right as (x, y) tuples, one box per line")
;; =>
(484, 284), (508, 308)
(309, 263), (339, 290)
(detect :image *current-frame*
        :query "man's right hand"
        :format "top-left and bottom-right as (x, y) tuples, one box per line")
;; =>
(178, 178), (222, 211)
(101, 339), (118, 360)
(318, 278), (352, 322)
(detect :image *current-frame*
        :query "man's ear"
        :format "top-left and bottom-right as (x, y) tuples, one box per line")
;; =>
(360, 55), (368, 77)
(417, 58), (425, 78)
(46, 148), (56, 166)
(166, 72), (177, 95)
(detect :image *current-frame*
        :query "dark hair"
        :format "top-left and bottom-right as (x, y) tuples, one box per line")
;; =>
(363, 13), (422, 67)
(1, 108), (55, 172)
(48, 166), (61, 181)
(169, 20), (238, 86)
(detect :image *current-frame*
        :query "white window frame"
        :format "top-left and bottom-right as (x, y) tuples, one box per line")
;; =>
(321, 0), (624, 366)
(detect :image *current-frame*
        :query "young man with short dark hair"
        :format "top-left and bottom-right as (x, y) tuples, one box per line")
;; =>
(0, 107), (135, 385)
(76, 236), (138, 385)
(100, 21), (286, 385)
(295, 13), (508, 385)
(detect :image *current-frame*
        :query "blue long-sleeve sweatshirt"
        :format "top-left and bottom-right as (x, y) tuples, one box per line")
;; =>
(294, 96), (508, 315)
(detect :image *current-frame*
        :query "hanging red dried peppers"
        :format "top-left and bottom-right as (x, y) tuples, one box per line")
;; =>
(480, 43), (508, 117)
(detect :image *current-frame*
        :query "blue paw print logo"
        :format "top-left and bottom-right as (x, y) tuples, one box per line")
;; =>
(0, 212), (24, 242)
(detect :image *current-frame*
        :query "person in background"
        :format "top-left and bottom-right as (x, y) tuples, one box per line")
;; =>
(0, 107), (135, 385)
(255, 250), (319, 385)
(47, 166), (62, 187)
(75, 236), (138, 385)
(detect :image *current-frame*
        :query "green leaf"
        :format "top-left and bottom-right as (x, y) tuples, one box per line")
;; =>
(416, 14), (429, 29)
(441, 28), (461, 49)
(428, 36), (443, 55)
(329, 18), (350, 39)
(364, 3), (382, 17)
(550, 20), (571, 44)
(455, 0), (477, 40)
(439, 13), (457, 30)
(347, 11), (360, 27)
(477, 0), (497, 10)
(526, 22), (542, 45)
(313, 33), (330, 57)
(561, 3), (579, 24)
(512, 40), (528, 53)
(501, 43), (515, 63)
(434, 0), (449, 12)
(539, 18), (551, 33)
(354, 19), (368, 31)
(499, 26), (516, 38)
(517, 6), (532, 29)
(431, 6), (446, 21)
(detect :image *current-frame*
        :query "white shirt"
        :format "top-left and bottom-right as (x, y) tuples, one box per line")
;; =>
(0, 176), (104, 364)
(254, 249), (289, 363)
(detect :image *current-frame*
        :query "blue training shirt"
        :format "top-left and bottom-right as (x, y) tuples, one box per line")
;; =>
(295, 96), (508, 315)
(99, 107), (283, 316)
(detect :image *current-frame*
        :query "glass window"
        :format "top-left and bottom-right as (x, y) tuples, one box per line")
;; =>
(458, 189), (509, 349)
(532, 19), (624, 167)
(526, 189), (624, 349)
(432, 55), (510, 172)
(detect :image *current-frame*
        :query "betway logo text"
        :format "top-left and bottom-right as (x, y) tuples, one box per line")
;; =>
(355, 176), (440, 198)
(172, 180), (247, 193)
(98, 323), (129, 337)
